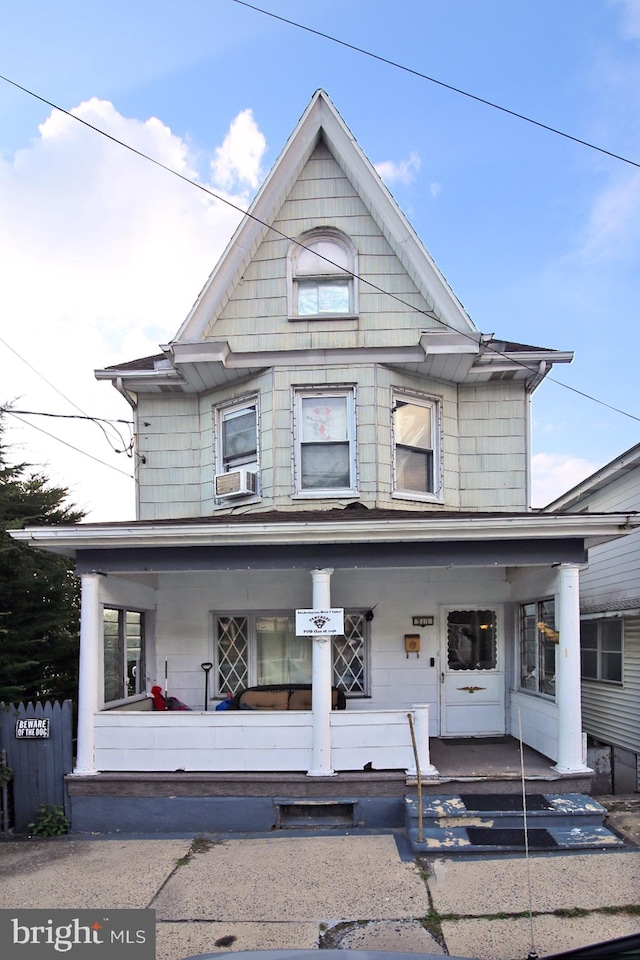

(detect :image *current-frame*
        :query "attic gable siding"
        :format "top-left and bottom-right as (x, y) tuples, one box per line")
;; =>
(202, 143), (439, 350)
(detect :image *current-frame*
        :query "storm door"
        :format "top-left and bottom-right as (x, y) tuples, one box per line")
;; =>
(440, 607), (505, 737)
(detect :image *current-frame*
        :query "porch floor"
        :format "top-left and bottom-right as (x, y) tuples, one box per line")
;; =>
(429, 735), (558, 781)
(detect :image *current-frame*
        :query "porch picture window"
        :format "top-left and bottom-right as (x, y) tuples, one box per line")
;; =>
(520, 599), (556, 697)
(392, 393), (440, 498)
(214, 612), (368, 697)
(103, 608), (145, 704)
(580, 618), (623, 683)
(294, 389), (356, 494)
(288, 229), (357, 318)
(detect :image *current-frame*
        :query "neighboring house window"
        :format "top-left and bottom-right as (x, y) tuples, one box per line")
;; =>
(218, 398), (258, 472)
(103, 608), (145, 703)
(215, 612), (369, 697)
(520, 599), (556, 697)
(294, 388), (357, 494)
(392, 393), (440, 498)
(288, 229), (357, 318)
(581, 618), (623, 683)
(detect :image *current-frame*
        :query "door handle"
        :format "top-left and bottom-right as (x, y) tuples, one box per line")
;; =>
(441, 672), (444, 684)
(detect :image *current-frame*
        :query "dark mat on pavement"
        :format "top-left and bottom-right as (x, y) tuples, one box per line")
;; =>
(466, 826), (558, 848)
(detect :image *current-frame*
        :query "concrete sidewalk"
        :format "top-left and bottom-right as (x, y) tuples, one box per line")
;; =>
(0, 832), (639, 960)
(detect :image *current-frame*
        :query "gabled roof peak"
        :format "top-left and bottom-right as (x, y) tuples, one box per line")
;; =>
(172, 90), (478, 345)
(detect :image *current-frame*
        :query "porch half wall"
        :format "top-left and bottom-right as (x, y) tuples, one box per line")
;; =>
(92, 708), (419, 773)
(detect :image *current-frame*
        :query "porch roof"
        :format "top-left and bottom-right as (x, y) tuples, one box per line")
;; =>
(10, 506), (640, 561)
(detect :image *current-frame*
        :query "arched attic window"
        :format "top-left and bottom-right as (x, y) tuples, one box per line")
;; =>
(288, 229), (358, 319)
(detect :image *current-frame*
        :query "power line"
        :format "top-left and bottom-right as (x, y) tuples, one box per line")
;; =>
(0, 74), (638, 426)
(6, 412), (135, 479)
(0, 333), (132, 453)
(232, 0), (640, 171)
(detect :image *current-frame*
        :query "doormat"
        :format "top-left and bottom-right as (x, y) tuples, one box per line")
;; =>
(460, 793), (553, 812)
(466, 827), (558, 848)
(439, 737), (511, 745)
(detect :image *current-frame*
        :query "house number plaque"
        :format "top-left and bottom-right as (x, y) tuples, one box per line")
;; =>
(412, 616), (434, 627)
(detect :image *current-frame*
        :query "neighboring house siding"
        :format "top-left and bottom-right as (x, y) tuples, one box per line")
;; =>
(574, 474), (640, 610)
(582, 616), (640, 756)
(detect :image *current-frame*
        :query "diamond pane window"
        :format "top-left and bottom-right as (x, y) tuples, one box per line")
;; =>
(217, 616), (249, 695)
(333, 613), (366, 694)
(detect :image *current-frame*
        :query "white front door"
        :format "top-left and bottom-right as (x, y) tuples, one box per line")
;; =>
(440, 606), (505, 737)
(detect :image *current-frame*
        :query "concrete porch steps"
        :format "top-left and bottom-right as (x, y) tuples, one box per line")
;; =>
(406, 792), (625, 854)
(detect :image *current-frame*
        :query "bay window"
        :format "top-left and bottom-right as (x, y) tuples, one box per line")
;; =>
(392, 393), (440, 498)
(294, 388), (357, 494)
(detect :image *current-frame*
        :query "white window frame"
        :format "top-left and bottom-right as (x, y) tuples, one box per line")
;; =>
(213, 610), (370, 699)
(391, 390), (442, 502)
(580, 617), (623, 685)
(103, 607), (146, 706)
(214, 395), (260, 499)
(287, 228), (358, 320)
(292, 386), (358, 498)
(519, 598), (556, 699)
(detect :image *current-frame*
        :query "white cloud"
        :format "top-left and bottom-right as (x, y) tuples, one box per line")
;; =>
(0, 100), (267, 520)
(611, 0), (640, 39)
(430, 182), (443, 198)
(374, 151), (421, 186)
(530, 453), (599, 508)
(211, 108), (266, 191)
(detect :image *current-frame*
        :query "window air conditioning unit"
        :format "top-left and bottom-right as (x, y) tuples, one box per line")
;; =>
(215, 468), (258, 499)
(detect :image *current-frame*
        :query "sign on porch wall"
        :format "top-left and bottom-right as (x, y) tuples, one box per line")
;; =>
(296, 608), (344, 636)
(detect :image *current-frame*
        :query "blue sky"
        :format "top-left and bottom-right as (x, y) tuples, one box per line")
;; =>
(1, 0), (639, 519)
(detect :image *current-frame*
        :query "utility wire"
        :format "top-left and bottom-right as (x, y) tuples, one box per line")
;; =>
(0, 74), (639, 426)
(4, 408), (134, 425)
(6, 412), (134, 479)
(0, 333), (132, 453)
(232, 0), (640, 171)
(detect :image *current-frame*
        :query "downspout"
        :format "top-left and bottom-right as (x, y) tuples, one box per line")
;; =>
(115, 377), (140, 519)
(526, 360), (548, 510)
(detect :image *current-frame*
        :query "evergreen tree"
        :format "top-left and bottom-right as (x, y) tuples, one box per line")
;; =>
(0, 416), (84, 702)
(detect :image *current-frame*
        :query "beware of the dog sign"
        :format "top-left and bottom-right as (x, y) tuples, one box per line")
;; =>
(15, 718), (50, 739)
(295, 608), (344, 636)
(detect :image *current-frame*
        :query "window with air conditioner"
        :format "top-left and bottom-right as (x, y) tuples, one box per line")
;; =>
(215, 397), (259, 499)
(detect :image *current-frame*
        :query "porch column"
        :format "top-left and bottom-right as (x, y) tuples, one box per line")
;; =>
(307, 568), (336, 777)
(406, 704), (439, 778)
(73, 572), (103, 776)
(554, 563), (590, 774)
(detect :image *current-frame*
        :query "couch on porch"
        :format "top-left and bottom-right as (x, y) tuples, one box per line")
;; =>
(229, 683), (346, 711)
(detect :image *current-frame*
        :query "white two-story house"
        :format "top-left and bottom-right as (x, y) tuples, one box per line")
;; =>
(12, 91), (639, 833)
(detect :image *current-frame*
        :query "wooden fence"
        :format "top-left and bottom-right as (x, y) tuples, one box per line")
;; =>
(0, 700), (73, 833)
